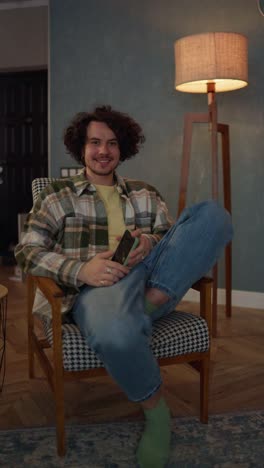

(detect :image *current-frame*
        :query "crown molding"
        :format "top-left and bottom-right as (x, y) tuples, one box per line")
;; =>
(0, 0), (48, 10)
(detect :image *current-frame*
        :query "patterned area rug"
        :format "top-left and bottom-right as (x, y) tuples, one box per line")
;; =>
(0, 411), (263, 467)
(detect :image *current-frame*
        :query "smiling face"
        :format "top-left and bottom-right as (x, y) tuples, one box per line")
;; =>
(83, 121), (121, 185)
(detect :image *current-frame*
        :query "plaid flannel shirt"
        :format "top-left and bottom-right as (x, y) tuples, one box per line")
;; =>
(15, 169), (174, 318)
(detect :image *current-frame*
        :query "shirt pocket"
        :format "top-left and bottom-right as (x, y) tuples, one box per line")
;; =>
(60, 216), (90, 258)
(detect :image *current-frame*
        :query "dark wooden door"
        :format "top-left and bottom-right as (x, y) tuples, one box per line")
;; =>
(0, 70), (48, 253)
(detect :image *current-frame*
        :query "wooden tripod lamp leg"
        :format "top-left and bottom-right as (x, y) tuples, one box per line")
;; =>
(178, 108), (233, 336)
(218, 123), (232, 318)
(178, 112), (210, 217)
(178, 114), (194, 217)
(208, 88), (219, 337)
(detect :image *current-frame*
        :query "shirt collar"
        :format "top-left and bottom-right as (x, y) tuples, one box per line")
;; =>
(114, 172), (129, 196)
(71, 168), (129, 197)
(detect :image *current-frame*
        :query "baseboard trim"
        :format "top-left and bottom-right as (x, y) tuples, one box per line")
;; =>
(183, 288), (264, 310)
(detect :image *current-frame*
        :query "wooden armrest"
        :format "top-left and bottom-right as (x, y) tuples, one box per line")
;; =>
(27, 275), (65, 368)
(28, 274), (64, 306)
(27, 275), (65, 323)
(191, 276), (212, 292)
(33, 275), (64, 299)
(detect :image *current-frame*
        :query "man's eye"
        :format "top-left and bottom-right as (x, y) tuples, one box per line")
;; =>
(91, 140), (99, 145)
(110, 141), (118, 146)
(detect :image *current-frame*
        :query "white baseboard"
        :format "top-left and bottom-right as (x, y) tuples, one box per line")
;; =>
(183, 288), (264, 310)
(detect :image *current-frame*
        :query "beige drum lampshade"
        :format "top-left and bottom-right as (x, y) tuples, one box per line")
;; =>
(175, 32), (248, 93)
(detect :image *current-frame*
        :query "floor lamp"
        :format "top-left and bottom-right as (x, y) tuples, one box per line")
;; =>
(174, 32), (248, 336)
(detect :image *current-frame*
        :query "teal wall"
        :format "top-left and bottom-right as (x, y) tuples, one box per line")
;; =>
(49, 0), (264, 293)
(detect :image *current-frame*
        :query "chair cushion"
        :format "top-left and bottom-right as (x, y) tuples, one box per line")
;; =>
(41, 311), (209, 372)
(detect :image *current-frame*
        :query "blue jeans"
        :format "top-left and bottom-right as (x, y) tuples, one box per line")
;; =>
(72, 201), (233, 402)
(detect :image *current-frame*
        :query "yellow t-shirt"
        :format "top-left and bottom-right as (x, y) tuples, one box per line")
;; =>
(94, 184), (126, 251)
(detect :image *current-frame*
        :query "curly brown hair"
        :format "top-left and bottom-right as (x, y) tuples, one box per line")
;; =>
(63, 105), (145, 165)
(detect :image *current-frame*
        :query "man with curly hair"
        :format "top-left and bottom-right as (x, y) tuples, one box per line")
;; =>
(15, 105), (233, 468)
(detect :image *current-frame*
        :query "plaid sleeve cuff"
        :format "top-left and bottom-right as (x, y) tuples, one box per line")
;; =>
(57, 258), (85, 288)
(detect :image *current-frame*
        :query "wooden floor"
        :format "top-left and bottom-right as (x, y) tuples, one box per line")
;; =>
(0, 264), (264, 430)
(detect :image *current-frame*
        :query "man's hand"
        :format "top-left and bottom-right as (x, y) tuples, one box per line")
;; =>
(77, 250), (130, 287)
(126, 229), (152, 268)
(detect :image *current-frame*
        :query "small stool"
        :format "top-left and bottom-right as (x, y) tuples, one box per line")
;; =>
(0, 285), (8, 392)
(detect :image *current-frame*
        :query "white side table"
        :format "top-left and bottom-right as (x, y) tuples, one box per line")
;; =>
(0, 285), (8, 392)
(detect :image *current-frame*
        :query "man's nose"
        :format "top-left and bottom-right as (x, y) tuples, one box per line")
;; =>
(99, 143), (108, 154)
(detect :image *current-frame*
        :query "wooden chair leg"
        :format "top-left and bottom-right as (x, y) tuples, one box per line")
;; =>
(27, 276), (35, 379)
(200, 357), (210, 423)
(54, 371), (66, 456)
(48, 294), (66, 456)
(225, 242), (232, 317)
(212, 264), (218, 338)
(28, 329), (35, 379)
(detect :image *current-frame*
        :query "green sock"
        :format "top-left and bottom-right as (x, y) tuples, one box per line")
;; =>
(145, 298), (157, 315)
(136, 398), (171, 468)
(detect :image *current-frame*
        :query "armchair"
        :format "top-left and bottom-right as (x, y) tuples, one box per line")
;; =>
(27, 177), (212, 456)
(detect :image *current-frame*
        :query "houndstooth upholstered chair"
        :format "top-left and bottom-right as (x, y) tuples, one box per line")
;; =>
(27, 177), (212, 457)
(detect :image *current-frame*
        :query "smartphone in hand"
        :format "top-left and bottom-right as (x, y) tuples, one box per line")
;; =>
(112, 230), (139, 265)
